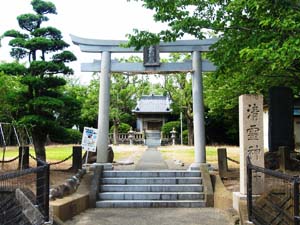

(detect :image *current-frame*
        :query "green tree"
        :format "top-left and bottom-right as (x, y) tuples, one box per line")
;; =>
(80, 74), (99, 127)
(0, 71), (25, 121)
(164, 53), (194, 145)
(0, 0), (76, 160)
(126, 0), (300, 144)
(127, 0), (300, 93)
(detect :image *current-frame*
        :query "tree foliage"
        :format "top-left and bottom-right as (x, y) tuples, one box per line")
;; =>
(0, 0), (77, 160)
(128, 0), (300, 93)
(127, 0), (300, 144)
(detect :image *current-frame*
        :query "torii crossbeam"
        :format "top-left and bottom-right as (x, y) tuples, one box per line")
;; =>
(70, 34), (218, 168)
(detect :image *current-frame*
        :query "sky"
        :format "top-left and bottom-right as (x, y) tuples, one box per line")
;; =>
(0, 0), (168, 84)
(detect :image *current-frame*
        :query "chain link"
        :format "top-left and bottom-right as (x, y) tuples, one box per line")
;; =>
(0, 155), (19, 163)
(48, 154), (73, 165)
(29, 153), (73, 165)
(227, 157), (240, 164)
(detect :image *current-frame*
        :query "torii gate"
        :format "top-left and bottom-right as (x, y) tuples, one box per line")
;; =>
(70, 35), (217, 168)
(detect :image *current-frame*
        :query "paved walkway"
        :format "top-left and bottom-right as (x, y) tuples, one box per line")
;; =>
(135, 147), (168, 170)
(65, 208), (234, 225)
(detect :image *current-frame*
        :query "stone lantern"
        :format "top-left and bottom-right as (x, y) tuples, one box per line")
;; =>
(170, 127), (177, 146)
(128, 127), (135, 145)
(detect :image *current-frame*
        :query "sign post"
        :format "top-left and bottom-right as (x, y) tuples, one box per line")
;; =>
(81, 127), (98, 164)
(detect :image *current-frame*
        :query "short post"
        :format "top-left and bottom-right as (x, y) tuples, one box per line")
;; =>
(170, 127), (177, 146)
(72, 146), (82, 171)
(279, 146), (289, 172)
(217, 148), (228, 178)
(18, 146), (29, 169)
(43, 163), (50, 222)
(292, 178), (300, 225)
(36, 161), (49, 221)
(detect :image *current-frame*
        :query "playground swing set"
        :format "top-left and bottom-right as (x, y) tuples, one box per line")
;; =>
(0, 122), (32, 169)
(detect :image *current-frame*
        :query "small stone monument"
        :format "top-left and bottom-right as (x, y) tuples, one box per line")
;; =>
(170, 127), (177, 146)
(128, 127), (135, 146)
(233, 94), (264, 211)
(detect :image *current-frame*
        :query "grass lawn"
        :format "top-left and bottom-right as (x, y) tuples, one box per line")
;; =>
(159, 145), (240, 168)
(160, 146), (218, 165)
(0, 145), (73, 161)
(0, 144), (139, 162)
(0, 144), (240, 167)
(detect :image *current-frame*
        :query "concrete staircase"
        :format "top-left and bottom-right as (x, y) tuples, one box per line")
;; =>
(96, 170), (206, 208)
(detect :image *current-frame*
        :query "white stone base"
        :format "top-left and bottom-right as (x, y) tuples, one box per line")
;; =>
(232, 192), (247, 211)
(188, 162), (209, 171)
(91, 163), (113, 170)
(233, 192), (260, 211)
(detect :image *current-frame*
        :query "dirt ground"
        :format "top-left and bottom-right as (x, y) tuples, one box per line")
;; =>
(0, 144), (240, 194)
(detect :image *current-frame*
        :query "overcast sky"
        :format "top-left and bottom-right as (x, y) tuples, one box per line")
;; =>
(0, 0), (167, 84)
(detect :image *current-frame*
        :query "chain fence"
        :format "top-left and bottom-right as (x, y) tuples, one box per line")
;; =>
(0, 159), (50, 225)
(247, 156), (300, 225)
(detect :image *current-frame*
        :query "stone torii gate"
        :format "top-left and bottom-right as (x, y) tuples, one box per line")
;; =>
(70, 35), (217, 168)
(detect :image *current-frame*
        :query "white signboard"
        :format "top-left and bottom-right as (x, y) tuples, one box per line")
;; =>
(81, 127), (98, 152)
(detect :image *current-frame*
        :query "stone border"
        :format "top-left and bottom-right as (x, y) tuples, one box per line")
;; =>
(89, 165), (103, 208)
(200, 164), (214, 207)
(15, 188), (45, 225)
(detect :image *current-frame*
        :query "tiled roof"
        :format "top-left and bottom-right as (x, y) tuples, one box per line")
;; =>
(132, 95), (172, 113)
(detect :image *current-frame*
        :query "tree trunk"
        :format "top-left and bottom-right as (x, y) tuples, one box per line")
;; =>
(187, 118), (194, 146)
(113, 120), (119, 145)
(32, 130), (47, 162)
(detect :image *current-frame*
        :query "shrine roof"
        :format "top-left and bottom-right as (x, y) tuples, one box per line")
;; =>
(132, 95), (172, 114)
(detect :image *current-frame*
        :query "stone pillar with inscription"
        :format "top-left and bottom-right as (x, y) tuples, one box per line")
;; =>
(233, 94), (264, 211)
(239, 94), (264, 195)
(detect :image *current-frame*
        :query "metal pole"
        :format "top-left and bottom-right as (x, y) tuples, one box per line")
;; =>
(96, 51), (111, 163)
(0, 124), (6, 169)
(247, 157), (253, 222)
(192, 51), (206, 163)
(180, 111), (183, 145)
(293, 179), (299, 225)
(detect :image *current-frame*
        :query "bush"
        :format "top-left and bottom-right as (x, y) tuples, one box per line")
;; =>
(161, 121), (180, 135)
(110, 122), (131, 133)
(50, 128), (82, 144)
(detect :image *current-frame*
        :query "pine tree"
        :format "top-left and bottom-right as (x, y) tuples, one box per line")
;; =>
(0, 0), (77, 160)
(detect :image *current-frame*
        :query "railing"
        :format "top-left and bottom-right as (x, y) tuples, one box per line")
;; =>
(247, 156), (300, 225)
(109, 132), (144, 144)
(108, 132), (179, 145)
(0, 159), (50, 224)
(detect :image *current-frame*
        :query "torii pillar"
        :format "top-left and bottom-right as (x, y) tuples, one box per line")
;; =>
(97, 51), (111, 163)
(192, 51), (206, 165)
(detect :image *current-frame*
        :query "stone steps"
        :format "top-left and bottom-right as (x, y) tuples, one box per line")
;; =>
(96, 200), (206, 208)
(101, 177), (202, 185)
(103, 171), (201, 177)
(99, 192), (204, 200)
(97, 170), (206, 208)
(101, 184), (203, 192)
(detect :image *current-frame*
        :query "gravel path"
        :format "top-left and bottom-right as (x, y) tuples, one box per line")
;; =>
(65, 208), (234, 225)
